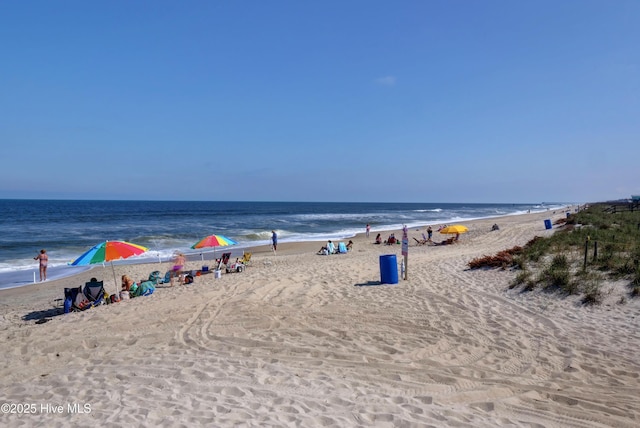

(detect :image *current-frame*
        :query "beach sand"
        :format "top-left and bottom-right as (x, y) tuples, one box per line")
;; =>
(1, 210), (639, 427)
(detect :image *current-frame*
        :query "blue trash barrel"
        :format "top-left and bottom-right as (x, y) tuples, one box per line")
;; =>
(566, 212), (571, 218)
(544, 219), (552, 230)
(380, 254), (398, 284)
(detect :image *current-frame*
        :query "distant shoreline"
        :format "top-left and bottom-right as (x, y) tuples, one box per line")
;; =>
(0, 206), (572, 292)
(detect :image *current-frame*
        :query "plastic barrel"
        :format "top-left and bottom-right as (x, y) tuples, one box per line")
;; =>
(379, 254), (398, 284)
(544, 219), (552, 230)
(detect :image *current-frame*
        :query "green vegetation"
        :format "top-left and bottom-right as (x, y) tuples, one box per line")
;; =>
(470, 203), (640, 305)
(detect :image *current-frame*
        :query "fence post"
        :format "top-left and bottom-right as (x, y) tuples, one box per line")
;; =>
(593, 241), (598, 261)
(584, 238), (589, 270)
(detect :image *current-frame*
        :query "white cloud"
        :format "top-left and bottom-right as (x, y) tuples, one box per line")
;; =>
(375, 76), (396, 86)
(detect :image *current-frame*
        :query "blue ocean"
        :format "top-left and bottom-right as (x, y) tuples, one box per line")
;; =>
(0, 199), (565, 288)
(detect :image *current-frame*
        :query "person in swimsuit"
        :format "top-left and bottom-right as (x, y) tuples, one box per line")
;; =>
(170, 252), (186, 286)
(34, 249), (48, 281)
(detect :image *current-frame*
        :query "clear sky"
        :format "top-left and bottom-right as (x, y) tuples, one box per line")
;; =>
(1, 1), (638, 203)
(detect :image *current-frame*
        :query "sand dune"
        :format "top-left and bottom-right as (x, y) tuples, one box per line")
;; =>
(1, 210), (639, 427)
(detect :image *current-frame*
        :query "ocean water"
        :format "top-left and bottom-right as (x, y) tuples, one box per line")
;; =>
(0, 199), (566, 288)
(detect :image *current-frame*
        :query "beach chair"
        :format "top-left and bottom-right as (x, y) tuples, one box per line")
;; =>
(83, 280), (107, 307)
(338, 242), (348, 254)
(217, 252), (232, 270)
(413, 237), (426, 246)
(64, 280), (105, 313)
(239, 252), (252, 266)
(148, 270), (162, 285)
(64, 286), (89, 312)
(158, 271), (171, 284)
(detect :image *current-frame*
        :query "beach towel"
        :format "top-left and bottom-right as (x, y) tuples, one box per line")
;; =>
(338, 242), (347, 254)
(130, 281), (155, 297)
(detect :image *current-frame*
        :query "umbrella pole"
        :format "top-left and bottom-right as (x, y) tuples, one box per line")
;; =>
(110, 261), (119, 296)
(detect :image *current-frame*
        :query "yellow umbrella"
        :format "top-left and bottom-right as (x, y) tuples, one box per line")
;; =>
(439, 225), (469, 234)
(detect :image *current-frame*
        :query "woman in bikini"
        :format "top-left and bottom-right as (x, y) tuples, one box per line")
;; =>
(170, 252), (187, 286)
(34, 249), (48, 282)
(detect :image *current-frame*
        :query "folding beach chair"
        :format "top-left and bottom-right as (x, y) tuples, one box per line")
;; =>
(64, 286), (88, 312)
(83, 280), (107, 307)
(217, 252), (232, 270)
(239, 252), (252, 266)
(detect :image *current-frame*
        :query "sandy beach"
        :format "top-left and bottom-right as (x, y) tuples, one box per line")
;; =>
(1, 209), (639, 427)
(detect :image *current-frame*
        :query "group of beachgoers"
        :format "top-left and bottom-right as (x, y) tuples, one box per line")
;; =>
(317, 240), (353, 255)
(367, 223), (470, 247)
(90, 251), (189, 306)
(120, 251), (187, 301)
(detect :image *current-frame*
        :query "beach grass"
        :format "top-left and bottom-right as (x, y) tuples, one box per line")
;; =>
(472, 203), (640, 303)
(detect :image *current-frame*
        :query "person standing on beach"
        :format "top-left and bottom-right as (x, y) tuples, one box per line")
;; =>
(170, 252), (186, 286)
(34, 249), (48, 281)
(366, 224), (370, 238)
(271, 230), (278, 252)
(427, 226), (433, 241)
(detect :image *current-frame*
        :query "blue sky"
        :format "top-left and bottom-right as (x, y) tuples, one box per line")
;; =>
(1, 1), (638, 203)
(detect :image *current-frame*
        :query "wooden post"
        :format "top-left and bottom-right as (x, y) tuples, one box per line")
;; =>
(402, 225), (409, 280)
(584, 238), (589, 270)
(593, 241), (598, 261)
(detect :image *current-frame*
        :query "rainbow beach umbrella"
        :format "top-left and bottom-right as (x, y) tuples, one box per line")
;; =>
(191, 234), (238, 261)
(191, 234), (238, 249)
(71, 240), (149, 293)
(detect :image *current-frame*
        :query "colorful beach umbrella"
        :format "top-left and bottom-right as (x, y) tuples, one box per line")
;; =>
(71, 241), (149, 293)
(71, 240), (149, 266)
(191, 234), (238, 262)
(191, 234), (238, 249)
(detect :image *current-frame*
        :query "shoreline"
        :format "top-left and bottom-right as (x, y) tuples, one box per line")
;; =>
(0, 209), (554, 301)
(0, 206), (572, 291)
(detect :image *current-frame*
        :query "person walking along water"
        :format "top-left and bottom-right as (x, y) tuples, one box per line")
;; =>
(271, 230), (278, 252)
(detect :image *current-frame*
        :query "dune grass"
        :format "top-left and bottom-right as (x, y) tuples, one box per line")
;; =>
(470, 203), (640, 304)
